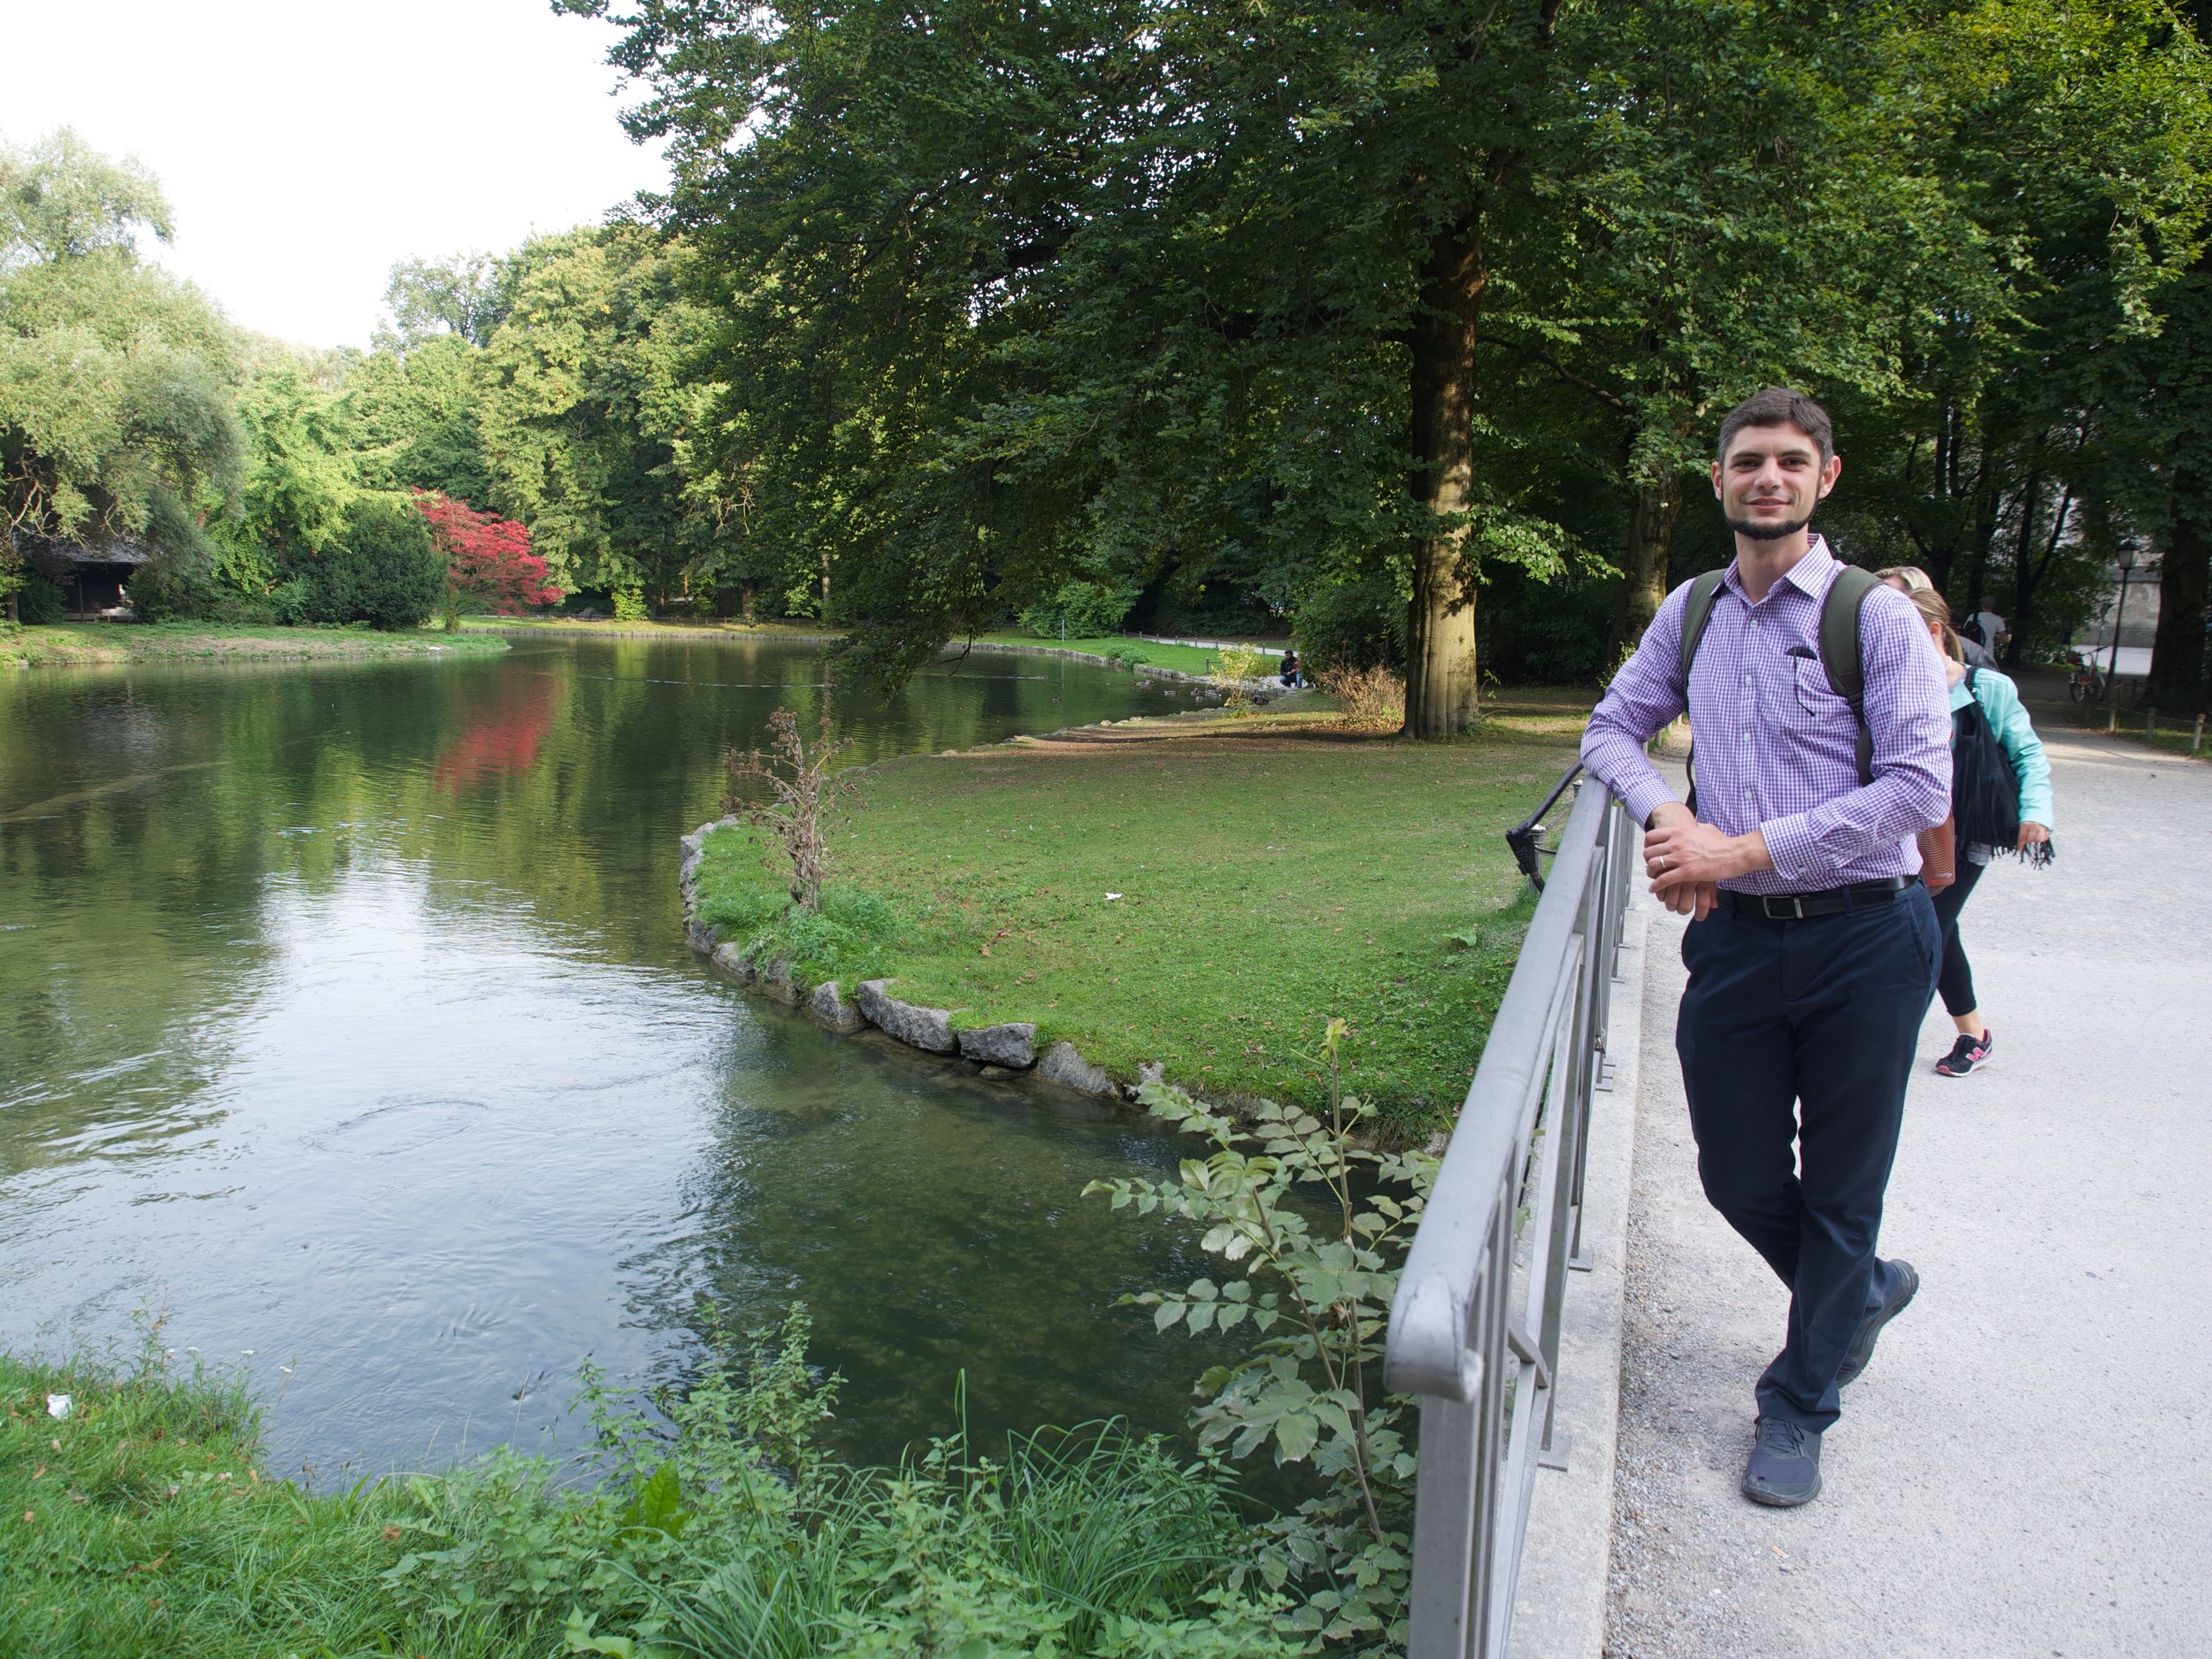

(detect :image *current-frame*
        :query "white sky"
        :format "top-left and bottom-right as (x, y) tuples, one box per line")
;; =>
(0, 0), (670, 348)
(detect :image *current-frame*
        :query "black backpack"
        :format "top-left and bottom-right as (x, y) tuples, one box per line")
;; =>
(1678, 565), (1881, 813)
(1951, 666), (2021, 851)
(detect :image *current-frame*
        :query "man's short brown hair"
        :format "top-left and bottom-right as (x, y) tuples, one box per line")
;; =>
(1716, 387), (1834, 465)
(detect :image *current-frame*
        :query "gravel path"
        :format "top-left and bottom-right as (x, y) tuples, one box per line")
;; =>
(1602, 732), (2212, 1657)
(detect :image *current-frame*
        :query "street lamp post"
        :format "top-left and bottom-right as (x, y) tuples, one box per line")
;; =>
(2106, 546), (2137, 733)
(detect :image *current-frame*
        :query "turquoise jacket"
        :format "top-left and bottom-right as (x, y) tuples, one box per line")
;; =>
(1949, 666), (2055, 829)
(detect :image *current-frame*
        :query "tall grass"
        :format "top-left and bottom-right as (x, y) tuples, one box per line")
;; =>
(2, 1313), (1298, 1658)
(1313, 663), (1406, 729)
(996, 1425), (1245, 1648)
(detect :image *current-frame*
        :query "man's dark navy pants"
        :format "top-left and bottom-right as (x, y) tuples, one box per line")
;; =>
(1676, 885), (1939, 1432)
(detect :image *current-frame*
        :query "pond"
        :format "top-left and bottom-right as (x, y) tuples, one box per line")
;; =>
(0, 633), (1236, 1480)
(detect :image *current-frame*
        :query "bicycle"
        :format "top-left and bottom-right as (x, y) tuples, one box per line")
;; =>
(2068, 655), (2108, 703)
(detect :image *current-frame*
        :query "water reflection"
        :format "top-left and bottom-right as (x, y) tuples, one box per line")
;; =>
(433, 672), (561, 787)
(0, 636), (1231, 1477)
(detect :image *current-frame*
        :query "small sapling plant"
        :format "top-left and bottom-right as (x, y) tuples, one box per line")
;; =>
(1212, 642), (1264, 715)
(721, 709), (856, 911)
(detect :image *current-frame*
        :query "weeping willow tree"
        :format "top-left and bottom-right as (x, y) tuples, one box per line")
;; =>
(0, 129), (242, 619)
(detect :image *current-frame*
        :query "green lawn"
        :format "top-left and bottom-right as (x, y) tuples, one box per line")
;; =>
(2011, 670), (2210, 765)
(449, 619), (1292, 681)
(2, 1353), (439, 1657)
(2, 622), (509, 667)
(454, 618), (1277, 681)
(694, 692), (1594, 1136)
(964, 631), (1284, 680)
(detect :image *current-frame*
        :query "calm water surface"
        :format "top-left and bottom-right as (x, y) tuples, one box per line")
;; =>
(0, 634), (1230, 1479)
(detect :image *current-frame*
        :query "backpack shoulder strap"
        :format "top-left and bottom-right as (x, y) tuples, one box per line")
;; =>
(1678, 569), (1730, 679)
(1674, 570), (1729, 819)
(1818, 565), (1881, 786)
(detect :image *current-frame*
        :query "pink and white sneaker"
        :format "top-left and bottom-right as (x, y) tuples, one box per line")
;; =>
(1935, 1029), (1993, 1077)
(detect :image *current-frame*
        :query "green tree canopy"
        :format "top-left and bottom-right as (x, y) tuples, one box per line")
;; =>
(275, 493), (445, 631)
(565, 0), (2212, 713)
(475, 225), (721, 604)
(1813, 0), (2212, 670)
(347, 332), (495, 505)
(575, 0), (1583, 713)
(0, 129), (242, 612)
(373, 251), (517, 352)
(206, 345), (361, 596)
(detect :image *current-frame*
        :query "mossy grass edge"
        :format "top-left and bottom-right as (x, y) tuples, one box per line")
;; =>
(2, 621), (511, 668)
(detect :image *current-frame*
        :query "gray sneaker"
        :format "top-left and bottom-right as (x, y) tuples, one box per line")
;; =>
(1838, 1258), (1919, 1387)
(1741, 1417), (1823, 1507)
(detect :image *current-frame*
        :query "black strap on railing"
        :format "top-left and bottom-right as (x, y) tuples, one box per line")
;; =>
(1505, 763), (1585, 892)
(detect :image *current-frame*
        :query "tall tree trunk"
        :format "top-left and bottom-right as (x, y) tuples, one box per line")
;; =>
(1926, 541), (1956, 597)
(2148, 211), (2212, 710)
(2147, 479), (2210, 711)
(2006, 488), (2071, 670)
(1999, 472), (2041, 661)
(1403, 211), (1486, 738)
(1610, 473), (1682, 661)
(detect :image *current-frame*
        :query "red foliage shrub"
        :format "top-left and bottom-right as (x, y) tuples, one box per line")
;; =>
(412, 490), (562, 614)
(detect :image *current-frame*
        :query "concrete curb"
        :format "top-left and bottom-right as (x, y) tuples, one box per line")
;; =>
(1508, 888), (1652, 1659)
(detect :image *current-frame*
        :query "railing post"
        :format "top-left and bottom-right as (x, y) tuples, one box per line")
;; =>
(1570, 797), (1627, 1272)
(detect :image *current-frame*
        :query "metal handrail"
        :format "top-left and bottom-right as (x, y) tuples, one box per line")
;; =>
(1386, 765), (1635, 1658)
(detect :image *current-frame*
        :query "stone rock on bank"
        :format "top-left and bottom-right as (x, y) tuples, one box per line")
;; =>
(809, 979), (864, 1033)
(957, 1022), (1038, 1069)
(1040, 1040), (1115, 1096)
(856, 980), (958, 1054)
(683, 822), (1127, 1102)
(680, 816), (739, 914)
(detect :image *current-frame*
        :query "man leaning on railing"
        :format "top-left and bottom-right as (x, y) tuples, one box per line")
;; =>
(1578, 388), (1952, 1508)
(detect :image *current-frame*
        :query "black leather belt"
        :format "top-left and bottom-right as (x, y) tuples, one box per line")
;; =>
(1717, 875), (1918, 919)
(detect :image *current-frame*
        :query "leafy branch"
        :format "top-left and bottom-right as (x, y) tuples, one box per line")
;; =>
(1086, 1018), (1437, 1653)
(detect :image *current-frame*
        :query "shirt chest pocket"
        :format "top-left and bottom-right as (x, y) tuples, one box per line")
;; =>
(1791, 655), (1853, 722)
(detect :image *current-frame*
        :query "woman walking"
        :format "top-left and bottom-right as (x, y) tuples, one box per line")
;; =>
(1877, 564), (1996, 665)
(1878, 572), (2054, 1076)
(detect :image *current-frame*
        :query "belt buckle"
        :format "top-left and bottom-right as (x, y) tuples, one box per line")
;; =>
(1763, 895), (1804, 919)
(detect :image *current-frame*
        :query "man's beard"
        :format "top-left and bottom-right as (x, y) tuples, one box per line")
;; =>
(1724, 508), (1813, 541)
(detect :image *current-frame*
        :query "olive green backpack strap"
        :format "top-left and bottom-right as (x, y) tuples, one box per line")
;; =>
(1676, 570), (1730, 816)
(1678, 569), (1731, 673)
(1818, 565), (1881, 787)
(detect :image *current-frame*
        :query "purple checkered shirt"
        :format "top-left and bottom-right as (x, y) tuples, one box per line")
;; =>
(1580, 538), (1952, 895)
